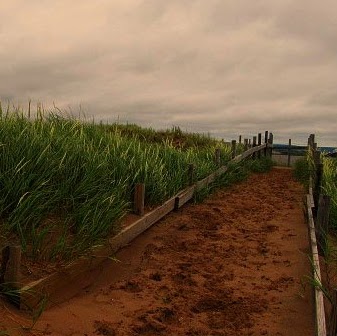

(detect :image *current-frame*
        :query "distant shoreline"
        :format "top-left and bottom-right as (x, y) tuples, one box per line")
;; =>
(274, 144), (336, 153)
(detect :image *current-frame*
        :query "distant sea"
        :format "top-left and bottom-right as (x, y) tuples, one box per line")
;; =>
(274, 144), (336, 155)
(319, 146), (337, 153)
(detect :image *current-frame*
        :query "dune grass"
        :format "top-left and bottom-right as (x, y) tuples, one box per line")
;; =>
(0, 105), (236, 260)
(322, 157), (337, 229)
(300, 147), (337, 230)
(102, 123), (228, 149)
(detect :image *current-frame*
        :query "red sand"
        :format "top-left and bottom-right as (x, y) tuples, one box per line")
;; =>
(0, 168), (314, 335)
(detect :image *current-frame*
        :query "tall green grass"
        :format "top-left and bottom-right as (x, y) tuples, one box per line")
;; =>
(293, 157), (310, 186)
(322, 157), (337, 229)
(303, 147), (337, 230)
(0, 106), (234, 260)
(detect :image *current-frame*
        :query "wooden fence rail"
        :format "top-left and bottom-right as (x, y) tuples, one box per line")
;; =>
(272, 141), (307, 167)
(307, 179), (327, 336)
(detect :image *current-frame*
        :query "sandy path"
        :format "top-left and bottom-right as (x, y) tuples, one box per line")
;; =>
(1, 168), (314, 335)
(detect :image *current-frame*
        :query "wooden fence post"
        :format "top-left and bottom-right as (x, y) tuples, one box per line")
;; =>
(268, 133), (274, 158)
(313, 151), (322, 207)
(244, 139), (248, 151)
(313, 150), (321, 165)
(308, 134), (315, 156)
(134, 183), (145, 216)
(316, 195), (331, 256)
(309, 134), (315, 147)
(215, 148), (221, 167)
(253, 136), (257, 146)
(231, 140), (237, 159)
(264, 131), (269, 156)
(310, 133), (315, 143)
(252, 136), (257, 159)
(1, 245), (21, 289)
(239, 135), (242, 144)
(257, 133), (262, 159)
(329, 288), (337, 336)
(287, 139), (292, 167)
(248, 139), (251, 148)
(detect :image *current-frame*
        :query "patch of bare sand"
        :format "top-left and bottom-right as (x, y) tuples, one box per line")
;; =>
(1, 168), (314, 335)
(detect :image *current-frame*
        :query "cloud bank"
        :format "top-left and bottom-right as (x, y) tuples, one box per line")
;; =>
(1, 0), (336, 145)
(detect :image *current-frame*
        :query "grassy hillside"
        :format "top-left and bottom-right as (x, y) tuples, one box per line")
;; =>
(0, 107), (235, 260)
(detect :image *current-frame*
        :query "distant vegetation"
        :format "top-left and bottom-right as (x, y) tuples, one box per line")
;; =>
(102, 123), (224, 149)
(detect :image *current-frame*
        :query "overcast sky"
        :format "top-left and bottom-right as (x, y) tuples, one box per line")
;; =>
(1, 1), (336, 146)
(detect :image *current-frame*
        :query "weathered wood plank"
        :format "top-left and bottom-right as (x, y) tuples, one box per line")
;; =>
(216, 165), (228, 176)
(244, 138), (248, 151)
(287, 139), (291, 167)
(195, 172), (216, 191)
(20, 196), (176, 310)
(252, 136), (257, 159)
(110, 196), (176, 250)
(258, 133), (262, 159)
(268, 133), (274, 158)
(196, 145), (265, 191)
(306, 194), (327, 336)
(264, 131), (269, 156)
(175, 186), (195, 208)
(1, 245), (21, 290)
(232, 144), (266, 163)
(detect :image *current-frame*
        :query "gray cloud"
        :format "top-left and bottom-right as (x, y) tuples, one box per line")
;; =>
(0, 1), (336, 146)
(309, 91), (337, 107)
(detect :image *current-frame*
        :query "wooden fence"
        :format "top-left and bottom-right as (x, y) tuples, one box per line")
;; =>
(0, 131), (272, 311)
(272, 140), (307, 167)
(239, 133), (307, 167)
(306, 133), (336, 336)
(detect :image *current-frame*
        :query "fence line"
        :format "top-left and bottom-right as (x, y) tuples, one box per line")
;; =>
(307, 133), (334, 336)
(15, 135), (269, 311)
(307, 180), (327, 336)
(272, 140), (307, 167)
